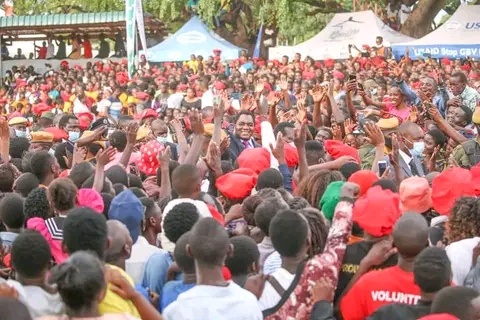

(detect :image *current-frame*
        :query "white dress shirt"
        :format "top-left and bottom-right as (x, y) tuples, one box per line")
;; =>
(163, 282), (263, 320)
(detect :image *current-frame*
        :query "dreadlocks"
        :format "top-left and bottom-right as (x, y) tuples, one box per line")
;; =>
(299, 207), (329, 258)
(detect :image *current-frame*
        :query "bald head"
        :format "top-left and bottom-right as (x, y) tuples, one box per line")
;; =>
(106, 220), (132, 264)
(393, 213), (429, 258)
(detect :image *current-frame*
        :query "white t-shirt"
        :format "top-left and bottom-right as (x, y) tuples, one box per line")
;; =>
(446, 237), (480, 285)
(167, 93), (184, 109)
(163, 282), (263, 320)
(201, 89), (214, 109)
(258, 268), (295, 311)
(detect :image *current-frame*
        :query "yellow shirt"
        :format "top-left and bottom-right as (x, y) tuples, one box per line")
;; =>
(98, 264), (140, 317)
(119, 92), (129, 107)
(184, 60), (199, 73)
(85, 91), (99, 101)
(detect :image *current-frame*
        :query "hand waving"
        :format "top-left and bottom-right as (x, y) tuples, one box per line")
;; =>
(269, 132), (285, 162)
(293, 123), (307, 149)
(364, 122), (385, 146)
(188, 109), (204, 135)
(126, 121), (140, 145)
(96, 146), (117, 167)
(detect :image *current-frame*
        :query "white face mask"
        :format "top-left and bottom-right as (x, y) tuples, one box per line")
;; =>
(157, 136), (168, 144)
(15, 129), (26, 138)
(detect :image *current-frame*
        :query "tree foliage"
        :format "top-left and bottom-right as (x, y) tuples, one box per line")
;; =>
(12, 0), (460, 49)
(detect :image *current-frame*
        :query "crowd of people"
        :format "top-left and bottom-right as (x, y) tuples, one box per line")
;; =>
(1, 32), (126, 61)
(0, 32), (479, 320)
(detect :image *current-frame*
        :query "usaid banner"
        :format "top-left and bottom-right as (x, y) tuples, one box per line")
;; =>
(392, 45), (480, 59)
(392, 19), (480, 60)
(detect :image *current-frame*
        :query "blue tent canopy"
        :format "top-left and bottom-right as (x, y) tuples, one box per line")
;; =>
(141, 16), (242, 62)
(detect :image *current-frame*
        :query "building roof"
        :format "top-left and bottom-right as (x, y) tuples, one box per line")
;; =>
(0, 11), (164, 36)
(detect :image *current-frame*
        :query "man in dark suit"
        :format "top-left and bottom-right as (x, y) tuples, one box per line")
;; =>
(227, 110), (261, 162)
(386, 121), (425, 179)
(151, 119), (178, 161)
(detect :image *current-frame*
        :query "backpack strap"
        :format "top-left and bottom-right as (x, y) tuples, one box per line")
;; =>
(262, 262), (306, 318)
(267, 276), (286, 297)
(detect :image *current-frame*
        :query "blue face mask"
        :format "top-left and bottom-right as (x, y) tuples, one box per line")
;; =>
(157, 136), (168, 144)
(15, 130), (26, 138)
(411, 141), (425, 155)
(68, 131), (80, 142)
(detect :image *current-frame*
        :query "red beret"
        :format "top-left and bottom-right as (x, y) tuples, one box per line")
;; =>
(324, 59), (335, 68)
(78, 112), (94, 122)
(216, 168), (258, 200)
(213, 81), (227, 91)
(177, 84), (189, 91)
(348, 170), (379, 196)
(471, 166), (480, 196)
(432, 168), (475, 215)
(332, 71), (345, 80)
(324, 140), (360, 164)
(441, 58), (451, 66)
(141, 109), (158, 120)
(283, 143), (299, 168)
(78, 118), (90, 130)
(237, 148), (271, 175)
(353, 186), (401, 237)
(44, 127), (69, 142)
(136, 92), (150, 101)
(32, 103), (51, 115)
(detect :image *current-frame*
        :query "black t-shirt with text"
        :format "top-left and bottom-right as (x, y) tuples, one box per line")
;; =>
(334, 240), (398, 303)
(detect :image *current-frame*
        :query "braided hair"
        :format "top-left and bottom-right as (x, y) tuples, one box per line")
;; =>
(294, 169), (344, 209)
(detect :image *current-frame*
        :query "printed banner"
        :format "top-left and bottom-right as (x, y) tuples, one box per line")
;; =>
(135, 0), (148, 56)
(252, 24), (263, 59)
(392, 45), (480, 60)
(125, 0), (136, 78)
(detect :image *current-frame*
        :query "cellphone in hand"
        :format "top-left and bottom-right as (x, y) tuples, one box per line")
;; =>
(377, 160), (388, 177)
(349, 74), (357, 81)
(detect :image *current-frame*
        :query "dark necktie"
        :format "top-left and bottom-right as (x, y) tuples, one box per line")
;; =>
(409, 158), (419, 176)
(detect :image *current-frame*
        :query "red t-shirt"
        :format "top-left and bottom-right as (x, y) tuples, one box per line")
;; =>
(38, 47), (47, 59)
(340, 265), (421, 320)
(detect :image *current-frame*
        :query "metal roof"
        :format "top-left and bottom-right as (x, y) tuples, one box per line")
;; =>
(0, 12), (164, 36)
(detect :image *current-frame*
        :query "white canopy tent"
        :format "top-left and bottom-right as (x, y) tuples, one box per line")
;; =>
(392, 5), (480, 59)
(269, 10), (414, 60)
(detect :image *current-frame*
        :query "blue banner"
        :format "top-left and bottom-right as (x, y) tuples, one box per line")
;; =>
(253, 24), (263, 59)
(392, 44), (480, 60)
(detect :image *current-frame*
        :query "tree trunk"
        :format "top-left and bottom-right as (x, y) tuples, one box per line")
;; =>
(400, 0), (446, 38)
(215, 25), (255, 52)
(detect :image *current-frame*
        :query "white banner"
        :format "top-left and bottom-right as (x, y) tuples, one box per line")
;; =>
(135, 0), (148, 58)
